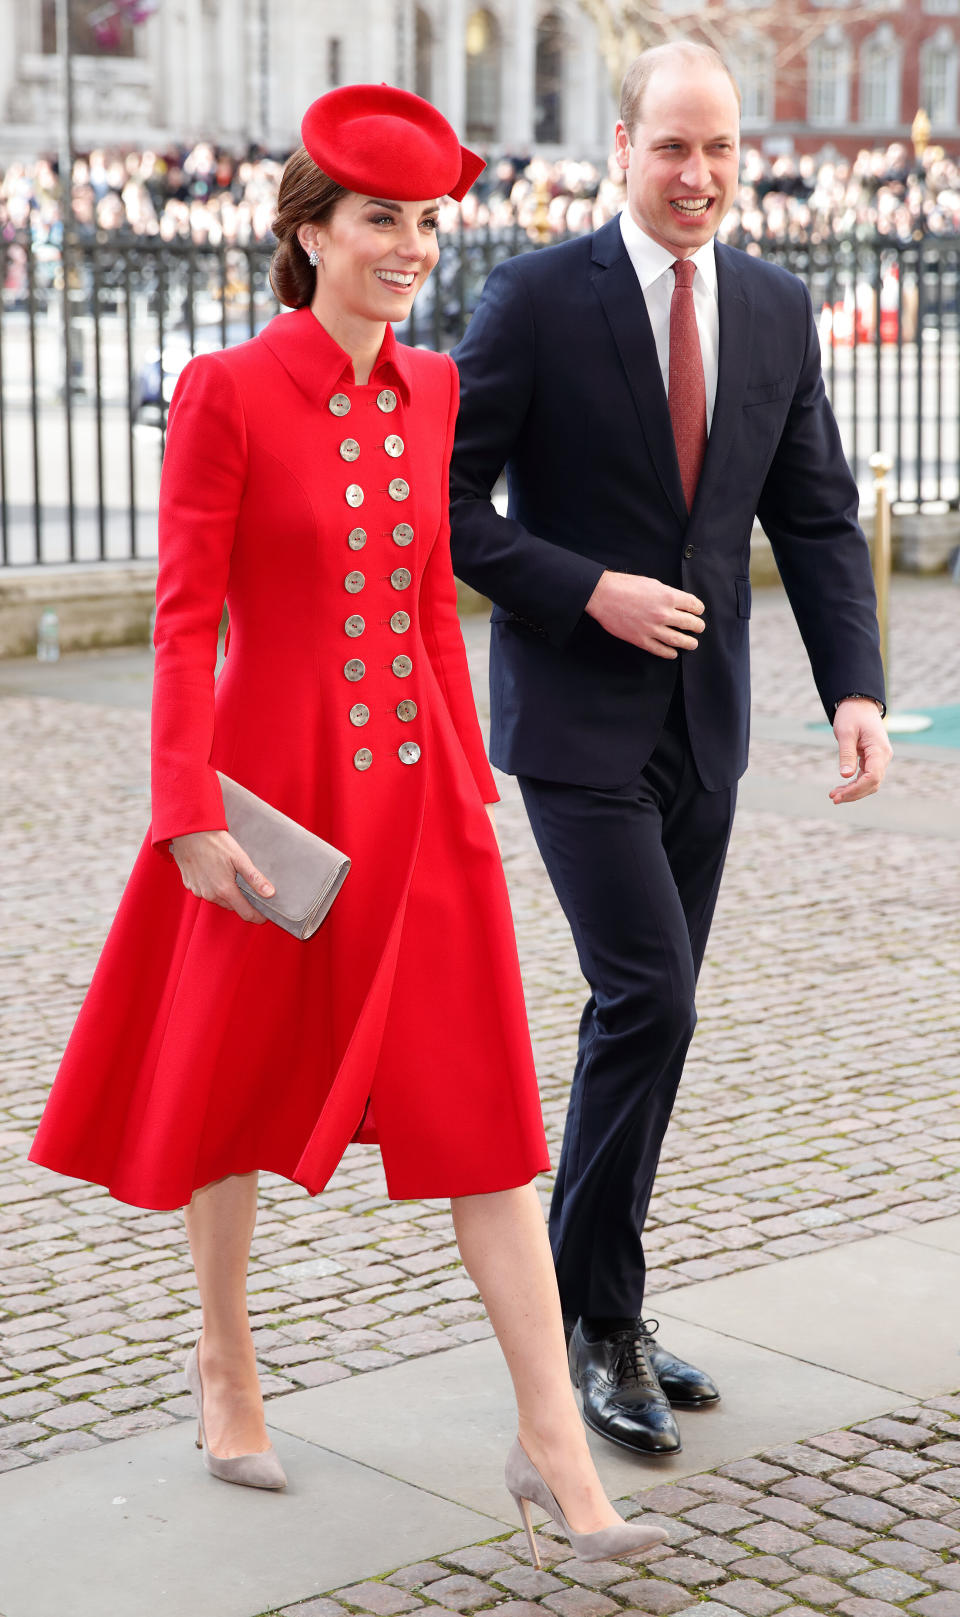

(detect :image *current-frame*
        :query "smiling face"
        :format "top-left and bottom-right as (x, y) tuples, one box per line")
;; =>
(298, 193), (440, 329)
(616, 61), (740, 258)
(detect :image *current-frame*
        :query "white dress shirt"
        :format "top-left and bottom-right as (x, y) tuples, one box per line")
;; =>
(619, 208), (720, 434)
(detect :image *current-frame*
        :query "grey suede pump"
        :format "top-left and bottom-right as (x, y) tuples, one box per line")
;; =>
(185, 1341), (287, 1491)
(505, 1439), (668, 1567)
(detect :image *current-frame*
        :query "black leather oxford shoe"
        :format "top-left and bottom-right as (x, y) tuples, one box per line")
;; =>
(641, 1319), (721, 1406)
(568, 1320), (682, 1455)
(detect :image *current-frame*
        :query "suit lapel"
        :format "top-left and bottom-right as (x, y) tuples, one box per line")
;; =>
(590, 222), (686, 524)
(694, 244), (752, 511)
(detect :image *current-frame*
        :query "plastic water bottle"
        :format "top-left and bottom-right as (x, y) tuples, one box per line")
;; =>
(36, 608), (60, 663)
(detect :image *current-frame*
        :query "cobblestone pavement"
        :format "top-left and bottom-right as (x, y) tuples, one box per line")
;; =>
(265, 1393), (960, 1617)
(1, 577), (959, 1470)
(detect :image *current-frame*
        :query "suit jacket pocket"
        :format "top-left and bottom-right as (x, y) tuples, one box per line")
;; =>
(743, 379), (789, 408)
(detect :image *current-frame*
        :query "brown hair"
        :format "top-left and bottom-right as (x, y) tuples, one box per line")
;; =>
(619, 43), (741, 137)
(269, 147), (349, 308)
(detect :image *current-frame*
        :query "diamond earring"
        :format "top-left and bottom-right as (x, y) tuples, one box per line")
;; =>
(308, 249), (320, 267)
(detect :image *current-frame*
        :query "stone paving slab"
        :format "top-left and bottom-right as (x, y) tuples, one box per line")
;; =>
(899, 1218), (960, 1257)
(655, 1233), (960, 1397)
(2, 578), (960, 1470)
(266, 1321), (903, 1523)
(0, 1420), (498, 1617)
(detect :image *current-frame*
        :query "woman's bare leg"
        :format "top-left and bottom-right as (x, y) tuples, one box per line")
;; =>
(184, 1171), (270, 1458)
(452, 1182), (624, 1534)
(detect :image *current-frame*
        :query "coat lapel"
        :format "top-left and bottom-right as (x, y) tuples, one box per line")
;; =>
(589, 220), (686, 524)
(694, 244), (752, 510)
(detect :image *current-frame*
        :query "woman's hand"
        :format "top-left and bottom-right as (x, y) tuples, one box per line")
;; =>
(170, 830), (275, 923)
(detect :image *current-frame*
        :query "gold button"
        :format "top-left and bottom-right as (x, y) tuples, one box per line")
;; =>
(340, 438), (361, 462)
(392, 654), (413, 678)
(390, 610), (411, 634)
(377, 388), (398, 413)
(345, 614), (365, 637)
(353, 748), (373, 771)
(398, 742), (421, 765)
(349, 703), (370, 726)
(391, 568), (412, 590)
(345, 571), (365, 593)
(344, 659), (365, 682)
(384, 435), (404, 458)
(345, 484), (364, 507)
(392, 523), (414, 546)
(396, 699), (418, 722)
(348, 527), (367, 550)
(388, 478), (410, 502)
(329, 393), (351, 416)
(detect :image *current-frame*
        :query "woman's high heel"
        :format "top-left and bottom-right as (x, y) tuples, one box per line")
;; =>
(505, 1439), (667, 1568)
(185, 1340), (287, 1491)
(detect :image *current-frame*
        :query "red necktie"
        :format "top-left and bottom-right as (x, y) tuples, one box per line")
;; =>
(669, 259), (707, 512)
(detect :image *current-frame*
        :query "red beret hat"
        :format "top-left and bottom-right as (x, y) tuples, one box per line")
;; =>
(301, 83), (485, 203)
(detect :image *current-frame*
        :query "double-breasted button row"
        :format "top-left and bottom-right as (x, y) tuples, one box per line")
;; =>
(384, 435), (404, 458)
(391, 568), (411, 590)
(340, 439), (360, 462)
(349, 701), (418, 728)
(348, 527), (366, 551)
(390, 611), (410, 634)
(330, 388), (397, 415)
(393, 523), (413, 546)
(346, 484), (364, 508)
(345, 571), (365, 593)
(350, 700), (418, 728)
(345, 614), (365, 637)
(354, 743), (421, 769)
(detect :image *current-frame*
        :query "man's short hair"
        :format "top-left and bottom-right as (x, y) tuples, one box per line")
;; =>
(620, 42), (742, 135)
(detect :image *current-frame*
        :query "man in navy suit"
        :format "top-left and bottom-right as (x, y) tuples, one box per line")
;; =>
(450, 41), (892, 1457)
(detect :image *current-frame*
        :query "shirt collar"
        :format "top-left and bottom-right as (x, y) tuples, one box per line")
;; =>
(619, 206), (718, 298)
(258, 307), (413, 406)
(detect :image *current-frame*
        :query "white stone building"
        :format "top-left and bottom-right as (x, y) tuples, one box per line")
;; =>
(0, 0), (618, 164)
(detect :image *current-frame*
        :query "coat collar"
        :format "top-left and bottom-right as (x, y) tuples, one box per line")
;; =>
(258, 307), (413, 407)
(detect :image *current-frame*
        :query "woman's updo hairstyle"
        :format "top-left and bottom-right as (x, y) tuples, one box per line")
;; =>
(269, 147), (349, 308)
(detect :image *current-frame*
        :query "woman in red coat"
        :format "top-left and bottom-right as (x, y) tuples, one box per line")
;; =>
(30, 86), (665, 1562)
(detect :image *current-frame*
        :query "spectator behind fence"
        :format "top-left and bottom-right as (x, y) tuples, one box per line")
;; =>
(2, 137), (960, 250)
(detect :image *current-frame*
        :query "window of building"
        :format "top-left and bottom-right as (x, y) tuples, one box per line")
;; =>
(807, 29), (852, 124)
(731, 32), (775, 125)
(535, 12), (565, 144)
(415, 7), (433, 102)
(919, 26), (959, 125)
(328, 37), (342, 87)
(859, 24), (901, 124)
(466, 7), (501, 143)
(41, 0), (135, 55)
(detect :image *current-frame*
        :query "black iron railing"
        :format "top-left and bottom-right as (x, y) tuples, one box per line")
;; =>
(1, 224), (959, 566)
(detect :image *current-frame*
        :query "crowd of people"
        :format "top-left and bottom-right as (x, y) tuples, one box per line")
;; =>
(2, 136), (960, 251)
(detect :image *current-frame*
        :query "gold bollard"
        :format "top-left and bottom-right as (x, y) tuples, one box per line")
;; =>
(869, 450), (932, 733)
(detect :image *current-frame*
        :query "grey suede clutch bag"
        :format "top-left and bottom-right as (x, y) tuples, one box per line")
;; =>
(217, 772), (351, 940)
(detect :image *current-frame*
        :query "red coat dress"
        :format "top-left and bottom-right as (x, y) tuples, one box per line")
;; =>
(30, 309), (549, 1211)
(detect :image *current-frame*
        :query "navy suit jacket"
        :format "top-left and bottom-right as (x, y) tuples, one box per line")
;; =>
(449, 217), (885, 792)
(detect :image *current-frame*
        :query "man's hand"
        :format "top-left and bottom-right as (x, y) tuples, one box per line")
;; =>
(830, 699), (893, 804)
(585, 571), (705, 658)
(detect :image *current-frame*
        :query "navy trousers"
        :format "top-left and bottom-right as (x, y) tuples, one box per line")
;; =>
(518, 691), (737, 1320)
